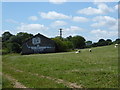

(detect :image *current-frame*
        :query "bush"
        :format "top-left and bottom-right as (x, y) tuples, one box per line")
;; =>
(71, 36), (86, 49)
(7, 43), (21, 53)
(2, 49), (10, 55)
(52, 38), (67, 52)
(63, 41), (74, 50)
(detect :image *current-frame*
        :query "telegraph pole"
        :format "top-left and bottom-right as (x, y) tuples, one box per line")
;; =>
(60, 28), (62, 39)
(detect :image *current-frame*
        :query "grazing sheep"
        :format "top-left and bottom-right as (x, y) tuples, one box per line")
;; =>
(75, 50), (80, 53)
(115, 44), (118, 48)
(89, 49), (92, 52)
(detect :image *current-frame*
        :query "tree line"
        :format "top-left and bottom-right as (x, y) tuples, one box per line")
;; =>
(1, 31), (120, 54)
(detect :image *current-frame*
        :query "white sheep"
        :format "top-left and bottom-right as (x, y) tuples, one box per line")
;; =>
(89, 49), (92, 52)
(115, 44), (118, 48)
(75, 50), (80, 53)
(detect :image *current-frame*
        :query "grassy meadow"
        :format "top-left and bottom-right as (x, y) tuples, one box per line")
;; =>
(0, 55), (2, 89)
(2, 45), (118, 88)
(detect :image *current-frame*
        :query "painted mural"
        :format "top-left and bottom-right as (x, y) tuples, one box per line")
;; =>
(26, 37), (55, 53)
(21, 33), (56, 54)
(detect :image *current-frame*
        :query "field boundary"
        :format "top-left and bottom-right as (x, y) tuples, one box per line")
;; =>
(3, 64), (83, 88)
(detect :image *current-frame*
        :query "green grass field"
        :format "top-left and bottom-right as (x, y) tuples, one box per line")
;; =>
(0, 55), (2, 89)
(2, 45), (118, 88)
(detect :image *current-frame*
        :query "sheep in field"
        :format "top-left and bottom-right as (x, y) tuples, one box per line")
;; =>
(115, 44), (118, 48)
(89, 49), (92, 52)
(75, 50), (81, 53)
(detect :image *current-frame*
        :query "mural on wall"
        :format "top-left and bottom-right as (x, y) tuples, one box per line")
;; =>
(32, 37), (41, 45)
(26, 37), (55, 53)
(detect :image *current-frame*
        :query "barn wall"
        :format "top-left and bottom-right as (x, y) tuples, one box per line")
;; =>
(21, 34), (56, 55)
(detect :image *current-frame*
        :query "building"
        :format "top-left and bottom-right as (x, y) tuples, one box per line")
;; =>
(21, 33), (56, 55)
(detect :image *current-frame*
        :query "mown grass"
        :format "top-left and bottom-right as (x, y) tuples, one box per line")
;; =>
(2, 45), (118, 88)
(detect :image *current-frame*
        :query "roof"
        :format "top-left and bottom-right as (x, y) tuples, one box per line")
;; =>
(22, 33), (55, 45)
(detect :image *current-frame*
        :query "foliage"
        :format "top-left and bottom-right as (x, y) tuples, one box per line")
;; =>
(7, 43), (21, 53)
(52, 38), (68, 52)
(2, 32), (33, 54)
(16, 32), (33, 45)
(114, 38), (120, 44)
(71, 36), (86, 49)
(2, 32), (13, 42)
(0, 37), (2, 49)
(9, 35), (21, 45)
(92, 43), (98, 47)
(1, 48), (9, 55)
(52, 36), (74, 52)
(64, 41), (74, 50)
(1, 31), (119, 54)
(0, 42), (1, 50)
(94, 39), (113, 47)
(97, 39), (107, 46)
(86, 41), (92, 48)
(106, 39), (113, 45)
(66, 36), (72, 41)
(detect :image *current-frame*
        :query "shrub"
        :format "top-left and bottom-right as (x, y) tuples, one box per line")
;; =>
(7, 43), (21, 53)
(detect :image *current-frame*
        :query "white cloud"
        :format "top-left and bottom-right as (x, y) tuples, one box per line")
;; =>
(72, 16), (89, 22)
(64, 26), (83, 31)
(0, 30), (3, 36)
(51, 20), (67, 27)
(115, 5), (118, 10)
(39, 11), (71, 19)
(91, 29), (118, 39)
(49, 0), (67, 4)
(77, 3), (113, 15)
(114, 4), (120, 10)
(91, 29), (107, 35)
(17, 23), (48, 34)
(63, 26), (84, 37)
(5, 19), (18, 24)
(28, 16), (38, 21)
(91, 16), (117, 30)
(94, 0), (118, 2)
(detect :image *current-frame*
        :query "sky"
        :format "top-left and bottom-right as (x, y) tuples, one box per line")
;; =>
(1, 0), (119, 42)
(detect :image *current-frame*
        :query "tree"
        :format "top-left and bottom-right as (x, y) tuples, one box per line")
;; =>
(86, 41), (92, 48)
(71, 35), (86, 49)
(2, 32), (33, 53)
(66, 36), (72, 41)
(9, 35), (21, 44)
(97, 39), (107, 46)
(16, 32), (33, 45)
(7, 42), (21, 53)
(106, 39), (112, 45)
(114, 38), (120, 44)
(0, 43), (1, 50)
(2, 32), (13, 42)
(63, 41), (74, 50)
(92, 43), (98, 47)
(52, 38), (67, 52)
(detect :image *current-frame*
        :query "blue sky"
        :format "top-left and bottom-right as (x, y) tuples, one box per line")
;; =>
(2, 1), (118, 42)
